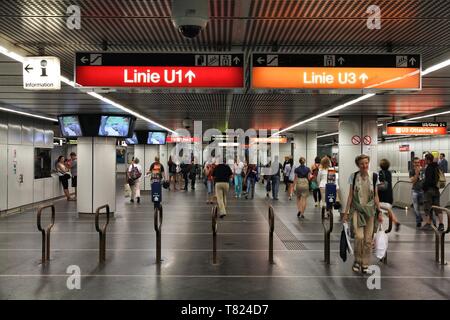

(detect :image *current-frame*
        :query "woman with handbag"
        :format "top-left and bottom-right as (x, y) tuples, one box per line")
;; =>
(55, 156), (75, 201)
(293, 157), (311, 219)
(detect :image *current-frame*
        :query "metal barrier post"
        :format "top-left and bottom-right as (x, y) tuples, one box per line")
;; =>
(382, 212), (393, 264)
(95, 204), (110, 263)
(212, 206), (218, 264)
(154, 205), (163, 263)
(268, 206), (275, 264)
(37, 204), (55, 263)
(431, 206), (450, 265)
(321, 206), (333, 265)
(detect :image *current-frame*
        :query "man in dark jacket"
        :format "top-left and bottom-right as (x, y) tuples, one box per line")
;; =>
(422, 153), (444, 231)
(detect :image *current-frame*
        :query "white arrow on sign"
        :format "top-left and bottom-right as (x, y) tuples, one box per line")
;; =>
(338, 57), (345, 65)
(185, 70), (196, 83)
(359, 73), (368, 84)
(409, 57), (416, 66)
(81, 56), (88, 64)
(257, 57), (265, 65)
(233, 56), (240, 65)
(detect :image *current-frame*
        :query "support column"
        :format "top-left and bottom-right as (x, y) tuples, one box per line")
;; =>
(338, 116), (378, 210)
(77, 137), (116, 214)
(293, 131), (317, 166)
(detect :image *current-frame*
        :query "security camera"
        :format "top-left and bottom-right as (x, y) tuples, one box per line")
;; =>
(182, 117), (193, 129)
(171, 0), (208, 39)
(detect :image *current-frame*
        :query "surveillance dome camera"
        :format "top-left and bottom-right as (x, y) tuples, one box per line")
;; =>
(171, 0), (208, 39)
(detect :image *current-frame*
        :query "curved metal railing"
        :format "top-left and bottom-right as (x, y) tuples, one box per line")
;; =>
(321, 206), (334, 265)
(431, 206), (450, 265)
(154, 205), (163, 263)
(212, 205), (218, 264)
(392, 180), (413, 209)
(95, 204), (110, 263)
(37, 204), (55, 264)
(268, 206), (275, 264)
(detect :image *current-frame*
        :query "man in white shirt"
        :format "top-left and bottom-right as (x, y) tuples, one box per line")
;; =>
(127, 158), (143, 203)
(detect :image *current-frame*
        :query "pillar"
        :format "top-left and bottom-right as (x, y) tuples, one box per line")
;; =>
(293, 131), (317, 166)
(338, 116), (378, 209)
(77, 137), (116, 214)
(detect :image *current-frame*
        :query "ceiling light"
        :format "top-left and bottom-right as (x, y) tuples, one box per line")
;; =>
(274, 94), (375, 136)
(398, 110), (450, 122)
(0, 106), (58, 122)
(422, 59), (450, 76)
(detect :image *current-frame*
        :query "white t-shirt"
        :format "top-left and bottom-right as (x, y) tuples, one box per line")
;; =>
(318, 168), (340, 189)
(234, 162), (244, 175)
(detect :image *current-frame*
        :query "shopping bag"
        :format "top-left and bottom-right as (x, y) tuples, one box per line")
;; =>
(124, 183), (131, 198)
(339, 228), (348, 262)
(374, 224), (388, 260)
(343, 222), (353, 255)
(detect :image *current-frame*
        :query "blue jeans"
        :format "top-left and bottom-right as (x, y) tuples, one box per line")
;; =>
(411, 190), (424, 224)
(207, 180), (214, 195)
(246, 177), (255, 199)
(234, 175), (243, 197)
(271, 175), (280, 199)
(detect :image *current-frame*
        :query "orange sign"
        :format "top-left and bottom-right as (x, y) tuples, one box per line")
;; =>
(252, 67), (420, 90)
(387, 126), (447, 135)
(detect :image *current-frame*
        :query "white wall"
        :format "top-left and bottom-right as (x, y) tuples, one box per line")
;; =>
(378, 135), (450, 173)
(0, 112), (57, 213)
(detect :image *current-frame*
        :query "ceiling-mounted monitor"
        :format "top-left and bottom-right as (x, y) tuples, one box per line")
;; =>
(58, 115), (83, 138)
(147, 131), (167, 145)
(98, 115), (132, 137)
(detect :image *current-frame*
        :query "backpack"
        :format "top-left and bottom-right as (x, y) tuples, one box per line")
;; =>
(377, 170), (388, 192)
(352, 171), (378, 194)
(436, 167), (446, 189)
(129, 165), (141, 180)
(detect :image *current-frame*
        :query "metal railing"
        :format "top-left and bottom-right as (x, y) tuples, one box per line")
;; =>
(95, 204), (110, 263)
(431, 206), (450, 265)
(212, 205), (218, 264)
(268, 206), (275, 264)
(154, 205), (163, 263)
(37, 204), (55, 264)
(321, 206), (333, 265)
(381, 210), (393, 264)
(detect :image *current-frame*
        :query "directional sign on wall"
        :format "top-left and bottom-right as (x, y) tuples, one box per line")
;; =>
(23, 56), (61, 90)
(75, 53), (244, 88)
(251, 54), (421, 90)
(387, 122), (447, 135)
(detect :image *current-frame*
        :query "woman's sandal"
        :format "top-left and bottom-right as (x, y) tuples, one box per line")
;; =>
(361, 265), (369, 274)
(352, 262), (361, 273)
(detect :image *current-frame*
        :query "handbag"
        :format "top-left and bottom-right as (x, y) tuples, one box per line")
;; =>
(339, 228), (348, 262)
(374, 224), (388, 260)
(124, 184), (131, 198)
(309, 180), (318, 190)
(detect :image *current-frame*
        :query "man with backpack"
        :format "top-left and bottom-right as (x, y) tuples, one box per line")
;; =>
(422, 153), (445, 231)
(127, 158), (143, 203)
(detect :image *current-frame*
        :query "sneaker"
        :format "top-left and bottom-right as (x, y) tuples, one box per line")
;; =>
(438, 224), (445, 232)
(352, 263), (361, 273)
(297, 211), (301, 218)
(314, 202), (318, 207)
(416, 222), (422, 228)
(288, 196), (292, 201)
(137, 197), (140, 204)
(395, 223), (400, 232)
(219, 213), (226, 219)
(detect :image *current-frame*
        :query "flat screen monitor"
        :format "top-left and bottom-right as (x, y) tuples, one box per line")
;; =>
(98, 116), (131, 137)
(59, 116), (83, 137)
(125, 132), (138, 145)
(147, 131), (166, 145)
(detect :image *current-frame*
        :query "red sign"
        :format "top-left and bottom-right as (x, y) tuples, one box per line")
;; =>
(351, 135), (361, 145)
(399, 145), (410, 152)
(166, 136), (200, 143)
(363, 135), (372, 145)
(76, 66), (243, 88)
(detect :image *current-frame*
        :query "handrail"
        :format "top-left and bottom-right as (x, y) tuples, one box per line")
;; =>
(392, 180), (413, 209)
(268, 206), (275, 264)
(95, 204), (110, 263)
(154, 205), (163, 263)
(212, 205), (218, 264)
(431, 206), (450, 265)
(321, 206), (333, 265)
(37, 204), (55, 264)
